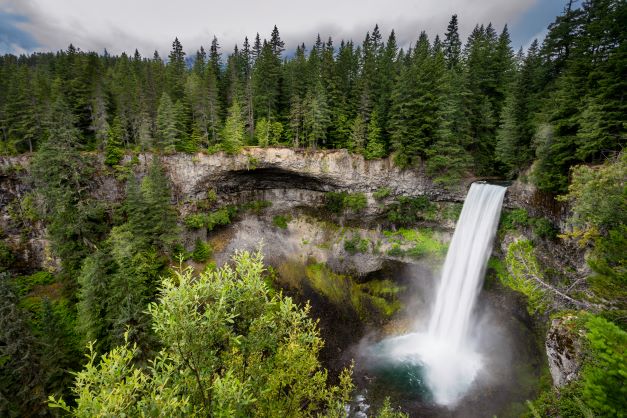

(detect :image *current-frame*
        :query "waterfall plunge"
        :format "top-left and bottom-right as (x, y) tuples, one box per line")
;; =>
(379, 183), (507, 406)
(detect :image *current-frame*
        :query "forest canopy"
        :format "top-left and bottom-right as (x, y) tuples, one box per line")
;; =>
(0, 0), (624, 192)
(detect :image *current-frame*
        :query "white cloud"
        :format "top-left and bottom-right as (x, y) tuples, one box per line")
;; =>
(2, 0), (537, 56)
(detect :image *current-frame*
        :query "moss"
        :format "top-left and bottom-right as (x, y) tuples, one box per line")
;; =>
(292, 262), (403, 321)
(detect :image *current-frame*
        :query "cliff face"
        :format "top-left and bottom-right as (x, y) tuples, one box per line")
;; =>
(0, 147), (560, 274)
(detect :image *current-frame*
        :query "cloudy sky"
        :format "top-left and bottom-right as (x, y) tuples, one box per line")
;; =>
(1, 0), (565, 57)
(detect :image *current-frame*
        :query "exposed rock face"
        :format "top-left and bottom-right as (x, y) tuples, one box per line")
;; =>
(545, 314), (584, 387)
(0, 147), (544, 273)
(154, 148), (469, 203)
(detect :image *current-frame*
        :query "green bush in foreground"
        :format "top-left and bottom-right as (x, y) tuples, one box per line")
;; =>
(51, 251), (354, 417)
(528, 314), (627, 418)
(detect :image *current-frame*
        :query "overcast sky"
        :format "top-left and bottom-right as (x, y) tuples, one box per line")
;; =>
(1, 0), (566, 57)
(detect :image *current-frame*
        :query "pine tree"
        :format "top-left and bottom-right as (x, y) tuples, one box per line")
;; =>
(156, 92), (178, 152)
(364, 111), (385, 159)
(444, 15), (462, 70)
(104, 116), (125, 165)
(348, 114), (367, 153)
(166, 37), (186, 101)
(222, 99), (245, 154)
(496, 40), (542, 175)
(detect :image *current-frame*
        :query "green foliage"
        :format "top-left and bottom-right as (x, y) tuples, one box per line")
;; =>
(184, 206), (237, 231)
(0, 242), (15, 272)
(528, 314), (627, 418)
(0, 278), (49, 416)
(242, 199), (272, 214)
(324, 191), (367, 213)
(499, 208), (529, 232)
(580, 315), (627, 416)
(53, 251), (354, 417)
(561, 153), (626, 286)
(12, 271), (55, 296)
(386, 196), (435, 225)
(344, 234), (370, 255)
(383, 228), (446, 259)
(254, 117), (283, 146)
(373, 187), (391, 200)
(222, 100), (245, 155)
(191, 239), (212, 263)
(304, 262), (402, 320)
(104, 116), (125, 166)
(499, 240), (550, 315)
(344, 193), (367, 212)
(272, 215), (290, 229)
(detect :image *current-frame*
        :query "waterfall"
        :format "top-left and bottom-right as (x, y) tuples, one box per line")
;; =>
(427, 183), (507, 348)
(376, 183), (507, 406)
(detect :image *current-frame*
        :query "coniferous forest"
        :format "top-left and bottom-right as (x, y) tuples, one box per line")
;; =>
(0, 0), (625, 417)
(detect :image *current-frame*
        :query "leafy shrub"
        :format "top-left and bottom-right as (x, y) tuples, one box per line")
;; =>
(373, 187), (391, 200)
(184, 206), (237, 231)
(325, 192), (368, 213)
(325, 192), (348, 213)
(0, 242), (15, 271)
(184, 214), (206, 229)
(499, 240), (549, 315)
(344, 235), (369, 255)
(531, 218), (557, 240)
(242, 200), (272, 214)
(387, 244), (404, 257)
(272, 215), (290, 229)
(580, 315), (627, 416)
(191, 239), (212, 263)
(345, 193), (367, 212)
(13, 271), (55, 295)
(499, 208), (529, 231)
(386, 196), (435, 225)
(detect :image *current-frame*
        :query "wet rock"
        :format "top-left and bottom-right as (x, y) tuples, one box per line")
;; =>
(545, 314), (584, 387)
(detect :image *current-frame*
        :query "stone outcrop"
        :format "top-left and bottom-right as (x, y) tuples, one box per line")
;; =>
(545, 314), (585, 387)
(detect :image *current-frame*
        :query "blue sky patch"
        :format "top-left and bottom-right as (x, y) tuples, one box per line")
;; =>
(0, 11), (39, 54)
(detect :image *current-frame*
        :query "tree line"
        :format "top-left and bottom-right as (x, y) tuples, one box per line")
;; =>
(1, 0), (624, 192)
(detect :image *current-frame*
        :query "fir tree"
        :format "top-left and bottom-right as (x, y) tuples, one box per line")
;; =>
(222, 99), (245, 154)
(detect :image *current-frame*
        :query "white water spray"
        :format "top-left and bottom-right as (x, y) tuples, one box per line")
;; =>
(379, 183), (506, 405)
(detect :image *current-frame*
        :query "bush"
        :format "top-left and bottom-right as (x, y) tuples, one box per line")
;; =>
(13, 271), (55, 295)
(531, 218), (557, 240)
(373, 187), (391, 200)
(242, 200), (272, 214)
(325, 192), (348, 213)
(580, 315), (627, 416)
(0, 242), (15, 271)
(272, 215), (290, 229)
(499, 208), (529, 231)
(184, 206), (237, 231)
(386, 196), (435, 225)
(191, 239), (212, 263)
(344, 193), (367, 212)
(344, 235), (369, 255)
(324, 192), (368, 213)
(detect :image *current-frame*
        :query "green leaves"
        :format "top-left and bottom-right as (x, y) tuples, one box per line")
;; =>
(61, 251), (354, 417)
